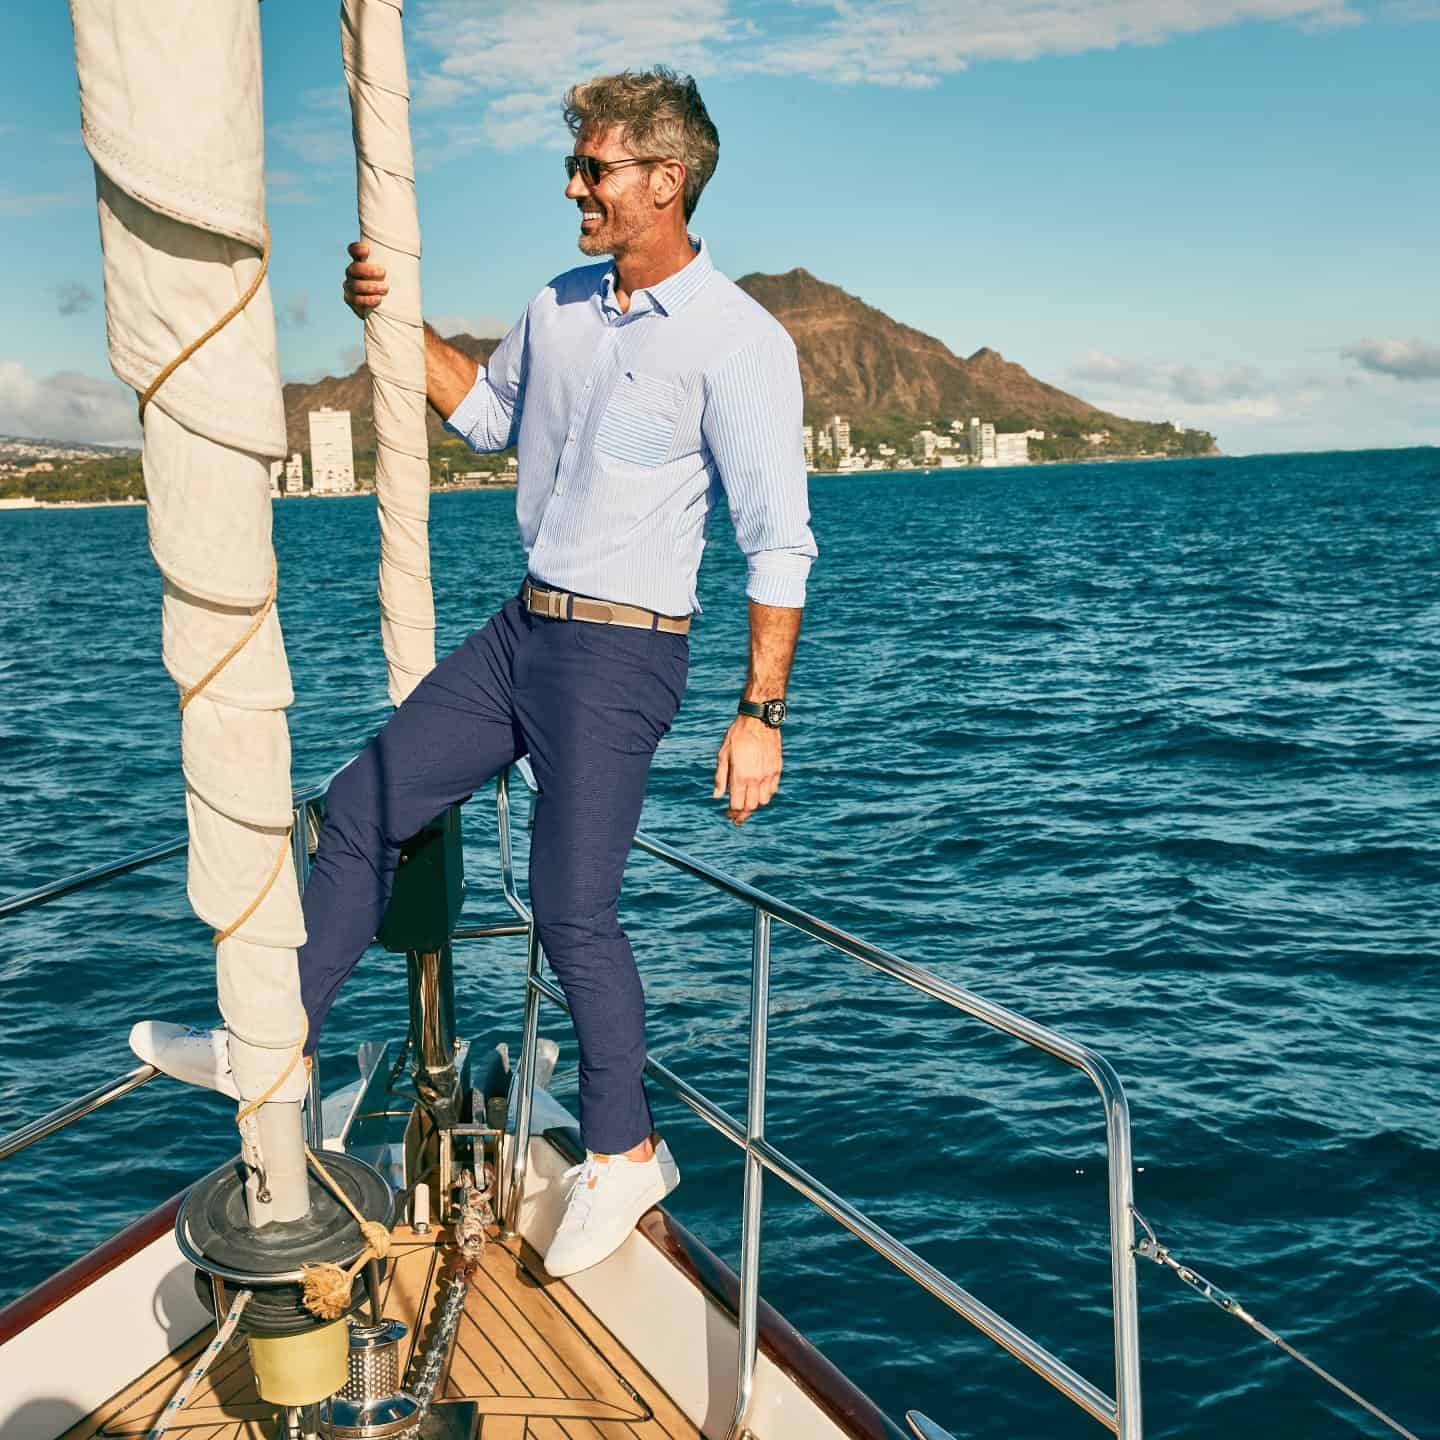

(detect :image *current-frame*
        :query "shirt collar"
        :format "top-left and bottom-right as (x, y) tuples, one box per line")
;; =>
(599, 235), (713, 320)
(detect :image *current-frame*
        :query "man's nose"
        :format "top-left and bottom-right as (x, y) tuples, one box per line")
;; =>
(564, 172), (588, 201)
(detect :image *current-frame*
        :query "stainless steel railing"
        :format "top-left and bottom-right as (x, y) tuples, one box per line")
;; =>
(0, 787), (330, 1161)
(0, 1063), (160, 1163)
(494, 762), (1143, 1440)
(0, 768), (1144, 1439)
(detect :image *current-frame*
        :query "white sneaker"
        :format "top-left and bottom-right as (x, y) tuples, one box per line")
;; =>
(543, 1138), (680, 1279)
(128, 1022), (309, 1104)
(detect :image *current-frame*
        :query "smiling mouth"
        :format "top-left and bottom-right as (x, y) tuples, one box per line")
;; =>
(580, 209), (603, 226)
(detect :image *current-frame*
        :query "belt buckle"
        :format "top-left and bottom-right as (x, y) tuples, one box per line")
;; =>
(536, 585), (564, 620)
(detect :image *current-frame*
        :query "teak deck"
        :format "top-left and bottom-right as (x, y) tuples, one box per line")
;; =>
(63, 1225), (702, 1440)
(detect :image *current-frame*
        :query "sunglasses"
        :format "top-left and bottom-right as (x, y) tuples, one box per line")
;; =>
(564, 153), (668, 186)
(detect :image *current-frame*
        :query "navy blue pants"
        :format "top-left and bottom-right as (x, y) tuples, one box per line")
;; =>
(298, 591), (688, 1154)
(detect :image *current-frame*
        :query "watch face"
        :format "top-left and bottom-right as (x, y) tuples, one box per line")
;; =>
(762, 699), (788, 727)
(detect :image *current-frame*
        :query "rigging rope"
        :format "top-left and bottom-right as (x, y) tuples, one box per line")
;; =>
(138, 225), (272, 421)
(1132, 1207), (1422, 1440)
(145, 1285), (253, 1440)
(178, 559), (279, 716)
(297, 1142), (393, 1320)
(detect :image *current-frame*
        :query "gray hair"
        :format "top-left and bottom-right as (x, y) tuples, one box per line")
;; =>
(564, 67), (719, 221)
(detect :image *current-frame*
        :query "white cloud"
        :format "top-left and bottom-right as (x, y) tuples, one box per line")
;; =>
(409, 0), (1367, 149)
(1070, 351), (1151, 388)
(430, 311), (511, 339)
(737, 0), (1362, 86)
(1068, 347), (1440, 451)
(270, 87), (353, 167)
(281, 293), (312, 329)
(414, 0), (735, 150)
(265, 169), (318, 207)
(1340, 336), (1440, 381)
(0, 190), (88, 217)
(1072, 350), (1277, 413)
(270, 120), (350, 166)
(53, 282), (96, 317)
(0, 361), (141, 446)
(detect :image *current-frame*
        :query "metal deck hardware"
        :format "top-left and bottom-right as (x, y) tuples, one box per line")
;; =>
(906, 1416), (959, 1440)
(1131, 1209), (1421, 1440)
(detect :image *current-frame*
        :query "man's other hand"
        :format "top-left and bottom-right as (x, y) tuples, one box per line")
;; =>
(712, 716), (782, 824)
(344, 240), (389, 318)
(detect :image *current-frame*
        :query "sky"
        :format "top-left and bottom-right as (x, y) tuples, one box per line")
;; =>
(2, 0), (1437, 456)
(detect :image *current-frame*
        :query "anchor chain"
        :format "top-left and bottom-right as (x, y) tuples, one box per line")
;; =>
(397, 1166), (491, 1436)
(1131, 1207), (1423, 1440)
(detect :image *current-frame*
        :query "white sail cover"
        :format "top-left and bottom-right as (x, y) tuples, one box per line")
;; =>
(71, 2), (307, 1112)
(343, 0), (437, 704)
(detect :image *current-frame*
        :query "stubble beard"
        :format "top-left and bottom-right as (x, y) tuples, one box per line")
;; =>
(577, 200), (637, 259)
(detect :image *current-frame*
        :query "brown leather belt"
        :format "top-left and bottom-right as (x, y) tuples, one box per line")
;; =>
(521, 579), (691, 635)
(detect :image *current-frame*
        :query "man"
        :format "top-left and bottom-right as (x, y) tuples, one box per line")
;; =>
(131, 66), (816, 1277)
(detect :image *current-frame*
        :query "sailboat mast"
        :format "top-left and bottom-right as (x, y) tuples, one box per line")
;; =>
(70, 0), (309, 1224)
(342, 0), (438, 703)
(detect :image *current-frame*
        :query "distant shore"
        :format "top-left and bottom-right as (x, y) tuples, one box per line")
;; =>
(808, 450), (1222, 477)
(0, 496), (146, 511)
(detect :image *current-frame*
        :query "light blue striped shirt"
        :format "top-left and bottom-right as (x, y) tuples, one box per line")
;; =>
(445, 238), (816, 616)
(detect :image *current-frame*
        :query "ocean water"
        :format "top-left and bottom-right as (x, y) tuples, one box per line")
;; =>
(1, 451), (1436, 1438)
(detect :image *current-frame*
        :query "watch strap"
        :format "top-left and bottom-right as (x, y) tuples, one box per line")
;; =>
(738, 697), (788, 727)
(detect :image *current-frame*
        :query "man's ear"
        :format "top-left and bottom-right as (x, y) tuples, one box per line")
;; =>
(653, 159), (687, 210)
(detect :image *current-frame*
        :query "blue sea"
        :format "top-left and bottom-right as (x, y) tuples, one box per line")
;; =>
(2, 451), (1436, 1438)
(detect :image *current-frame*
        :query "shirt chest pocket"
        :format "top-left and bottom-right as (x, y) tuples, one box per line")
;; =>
(593, 371), (686, 468)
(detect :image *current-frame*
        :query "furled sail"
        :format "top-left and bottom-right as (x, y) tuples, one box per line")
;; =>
(71, 0), (309, 1220)
(343, 0), (437, 703)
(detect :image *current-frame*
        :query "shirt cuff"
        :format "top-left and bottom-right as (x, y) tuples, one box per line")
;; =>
(746, 553), (811, 608)
(443, 375), (495, 449)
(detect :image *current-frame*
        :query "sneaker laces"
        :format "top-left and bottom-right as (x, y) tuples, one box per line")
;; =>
(560, 1155), (607, 1228)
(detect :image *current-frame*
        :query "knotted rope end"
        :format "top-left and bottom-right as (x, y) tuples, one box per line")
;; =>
(300, 1262), (353, 1321)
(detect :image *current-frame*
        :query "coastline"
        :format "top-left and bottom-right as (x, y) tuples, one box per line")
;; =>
(807, 450), (1224, 477)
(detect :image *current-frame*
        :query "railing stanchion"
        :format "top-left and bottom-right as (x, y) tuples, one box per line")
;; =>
(726, 906), (772, 1440)
(293, 800), (325, 1151)
(504, 924), (543, 1236)
(1102, 1072), (1143, 1439)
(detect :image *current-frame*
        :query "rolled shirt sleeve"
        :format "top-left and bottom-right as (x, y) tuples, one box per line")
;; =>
(701, 330), (818, 608)
(444, 307), (529, 453)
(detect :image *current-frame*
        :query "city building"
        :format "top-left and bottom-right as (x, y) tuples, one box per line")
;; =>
(969, 418), (997, 466)
(801, 425), (814, 467)
(268, 459), (283, 496)
(994, 432), (1029, 466)
(308, 406), (355, 494)
(283, 452), (304, 495)
(911, 429), (940, 463)
(818, 414), (851, 463)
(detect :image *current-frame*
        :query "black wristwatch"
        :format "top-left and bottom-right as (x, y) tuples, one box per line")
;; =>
(738, 698), (788, 728)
